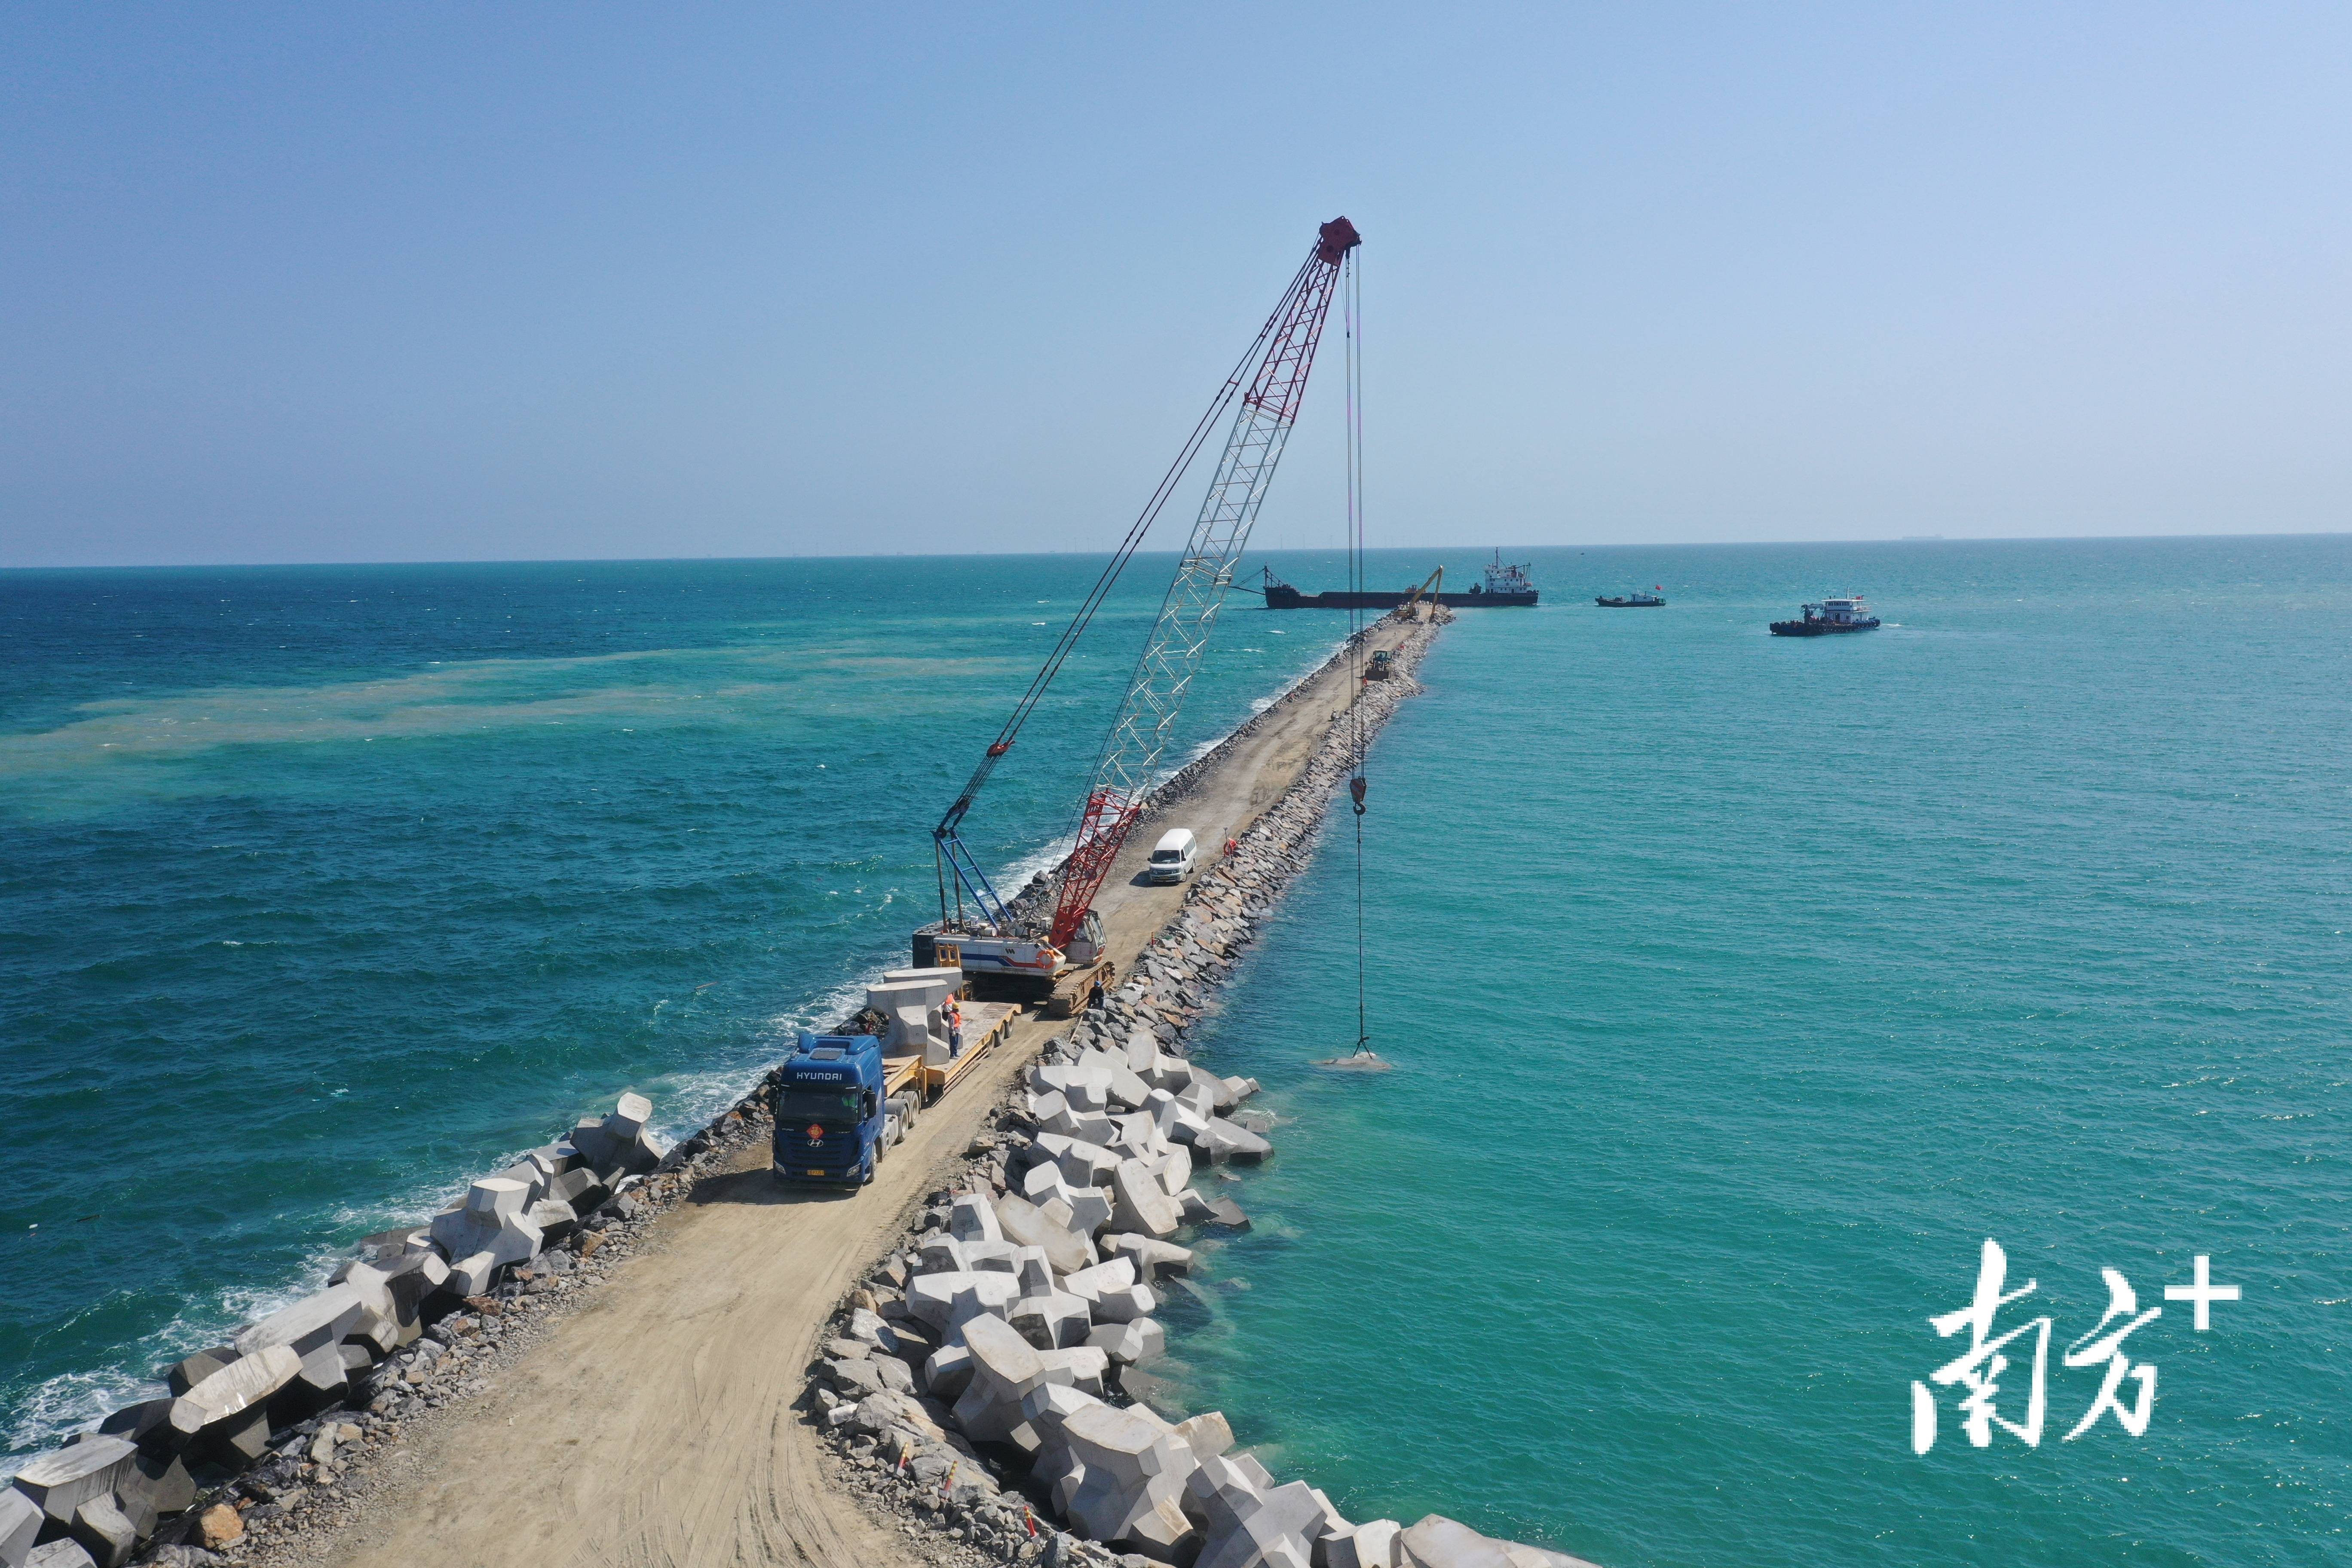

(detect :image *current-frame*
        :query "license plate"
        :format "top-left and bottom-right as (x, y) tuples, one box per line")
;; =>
(807, 1169), (824, 1177)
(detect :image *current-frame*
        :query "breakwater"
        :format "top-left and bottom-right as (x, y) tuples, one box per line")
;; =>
(1, 607), (1493, 1568)
(800, 611), (1603, 1568)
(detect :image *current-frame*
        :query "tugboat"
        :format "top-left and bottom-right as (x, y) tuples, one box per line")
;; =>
(1770, 594), (1880, 636)
(1596, 587), (1666, 607)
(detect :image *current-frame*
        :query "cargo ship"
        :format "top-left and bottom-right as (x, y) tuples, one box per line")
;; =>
(1770, 594), (1881, 636)
(1596, 588), (1666, 607)
(1256, 551), (1537, 608)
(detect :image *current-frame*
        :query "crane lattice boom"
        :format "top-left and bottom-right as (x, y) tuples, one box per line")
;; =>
(1047, 217), (1359, 949)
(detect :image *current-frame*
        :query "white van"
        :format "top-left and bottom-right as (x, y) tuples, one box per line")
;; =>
(1147, 827), (1198, 884)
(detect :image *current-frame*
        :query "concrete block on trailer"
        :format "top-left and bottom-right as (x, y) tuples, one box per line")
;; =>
(8, 1438), (138, 1530)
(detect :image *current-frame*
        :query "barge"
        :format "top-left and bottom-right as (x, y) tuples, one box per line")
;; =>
(1256, 551), (1537, 608)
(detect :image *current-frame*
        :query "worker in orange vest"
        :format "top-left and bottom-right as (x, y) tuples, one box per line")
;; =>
(944, 994), (964, 1057)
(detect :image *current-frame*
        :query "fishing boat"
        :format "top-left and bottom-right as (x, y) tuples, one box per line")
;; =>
(1769, 594), (1880, 636)
(1596, 588), (1666, 607)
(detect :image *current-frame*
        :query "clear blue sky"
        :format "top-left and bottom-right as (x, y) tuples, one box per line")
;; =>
(3, 4), (2348, 566)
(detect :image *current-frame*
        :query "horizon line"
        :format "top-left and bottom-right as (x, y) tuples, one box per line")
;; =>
(3, 527), (2348, 573)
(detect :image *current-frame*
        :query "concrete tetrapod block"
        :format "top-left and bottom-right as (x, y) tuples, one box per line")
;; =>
(166, 1346), (301, 1444)
(1497, 1544), (1605, 1568)
(8, 1439), (138, 1529)
(1008, 1292), (1093, 1351)
(446, 1250), (502, 1298)
(1060, 1400), (1201, 1562)
(1055, 1187), (1109, 1237)
(905, 1270), (1020, 1335)
(953, 1239), (1016, 1280)
(492, 1161), (551, 1206)
(1037, 1133), (1121, 1188)
(1174, 1412), (1234, 1461)
(525, 1197), (580, 1243)
(1198, 1478), (1334, 1568)
(949, 1315), (1053, 1447)
(922, 1342), (974, 1401)
(1, 1489), (43, 1568)
(1152, 1146), (1195, 1196)
(66, 1496), (135, 1568)
(916, 1235), (969, 1277)
(1035, 1345), (1110, 1396)
(1112, 1160), (1182, 1239)
(1060, 1258), (1139, 1306)
(1195, 1118), (1274, 1166)
(231, 1284), (368, 1359)
(1011, 1247), (1055, 1298)
(948, 1194), (1003, 1244)
(1104, 1064), (1155, 1113)
(92, 1400), (174, 1453)
(1395, 1517), (1515, 1568)
(1102, 1233), (1193, 1281)
(163, 1348), (236, 1398)
(1086, 1318), (1166, 1365)
(1091, 1283), (1160, 1325)
(992, 1193), (1096, 1276)
(608, 1091), (654, 1141)
(1017, 1381), (1102, 1461)
(25, 1544), (96, 1568)
(1325, 1521), (1404, 1568)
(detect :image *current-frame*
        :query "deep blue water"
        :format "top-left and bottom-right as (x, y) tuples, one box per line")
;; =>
(1167, 535), (2350, 1567)
(3, 539), (2344, 1568)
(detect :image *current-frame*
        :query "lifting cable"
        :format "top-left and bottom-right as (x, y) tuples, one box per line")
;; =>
(1342, 246), (1372, 1057)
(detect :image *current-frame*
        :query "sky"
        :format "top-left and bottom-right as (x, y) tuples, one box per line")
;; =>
(3, 3), (2349, 567)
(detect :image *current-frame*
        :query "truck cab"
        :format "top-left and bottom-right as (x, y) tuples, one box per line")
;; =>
(772, 1032), (888, 1186)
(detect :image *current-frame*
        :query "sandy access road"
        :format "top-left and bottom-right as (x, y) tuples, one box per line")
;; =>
(322, 612), (1426, 1568)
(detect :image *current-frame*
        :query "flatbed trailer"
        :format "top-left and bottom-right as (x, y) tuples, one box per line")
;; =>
(879, 1000), (1021, 1102)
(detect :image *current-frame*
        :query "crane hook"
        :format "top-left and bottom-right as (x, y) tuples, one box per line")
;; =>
(1349, 776), (1367, 815)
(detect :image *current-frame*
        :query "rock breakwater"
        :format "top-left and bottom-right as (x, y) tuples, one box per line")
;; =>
(802, 612), (1607, 1568)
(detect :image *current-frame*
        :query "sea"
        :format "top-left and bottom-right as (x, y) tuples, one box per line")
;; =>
(3, 538), (2346, 1566)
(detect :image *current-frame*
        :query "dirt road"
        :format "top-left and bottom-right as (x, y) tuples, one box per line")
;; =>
(323, 613), (1425, 1568)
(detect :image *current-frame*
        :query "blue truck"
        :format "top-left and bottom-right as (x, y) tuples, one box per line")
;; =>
(771, 1032), (889, 1187)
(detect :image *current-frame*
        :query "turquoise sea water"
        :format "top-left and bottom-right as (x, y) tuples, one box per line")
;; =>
(1167, 536), (2350, 1567)
(0, 553), (1346, 1467)
(3, 540), (2345, 1568)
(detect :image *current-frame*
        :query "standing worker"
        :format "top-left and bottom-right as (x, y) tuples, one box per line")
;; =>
(944, 994), (964, 1057)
